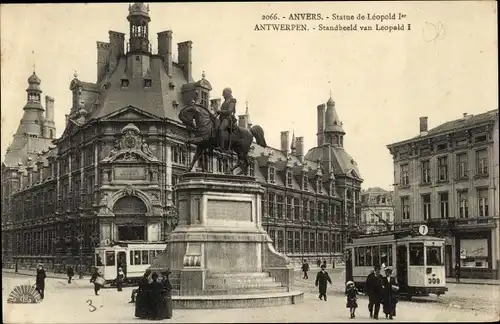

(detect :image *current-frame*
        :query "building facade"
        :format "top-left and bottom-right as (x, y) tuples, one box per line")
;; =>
(360, 187), (395, 234)
(387, 110), (499, 279)
(1, 3), (363, 272)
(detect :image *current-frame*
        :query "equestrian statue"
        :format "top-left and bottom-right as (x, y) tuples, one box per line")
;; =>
(178, 87), (267, 175)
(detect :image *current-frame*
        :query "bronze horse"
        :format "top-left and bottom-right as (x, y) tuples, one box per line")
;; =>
(178, 104), (267, 175)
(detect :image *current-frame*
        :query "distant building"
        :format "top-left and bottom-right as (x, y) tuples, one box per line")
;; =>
(360, 188), (395, 234)
(1, 3), (363, 271)
(387, 110), (499, 279)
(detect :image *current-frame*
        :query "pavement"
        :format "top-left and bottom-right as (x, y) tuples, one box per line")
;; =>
(2, 270), (499, 323)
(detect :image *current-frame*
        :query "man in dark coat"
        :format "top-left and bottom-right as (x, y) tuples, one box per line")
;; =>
(315, 264), (332, 301)
(365, 265), (383, 319)
(35, 264), (46, 300)
(301, 259), (310, 279)
(66, 266), (74, 284)
(381, 267), (399, 319)
(454, 262), (461, 283)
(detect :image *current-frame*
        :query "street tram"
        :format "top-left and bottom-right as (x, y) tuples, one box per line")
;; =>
(94, 241), (167, 286)
(344, 233), (448, 298)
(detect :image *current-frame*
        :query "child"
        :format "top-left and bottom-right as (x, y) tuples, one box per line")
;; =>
(315, 264), (332, 301)
(345, 281), (358, 319)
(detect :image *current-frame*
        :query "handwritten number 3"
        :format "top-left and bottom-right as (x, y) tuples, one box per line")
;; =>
(87, 299), (97, 312)
(423, 21), (446, 42)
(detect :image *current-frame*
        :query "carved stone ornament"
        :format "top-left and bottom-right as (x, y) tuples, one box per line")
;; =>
(99, 193), (108, 205)
(125, 185), (135, 196)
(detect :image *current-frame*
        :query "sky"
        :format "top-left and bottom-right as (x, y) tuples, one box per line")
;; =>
(1, 1), (497, 190)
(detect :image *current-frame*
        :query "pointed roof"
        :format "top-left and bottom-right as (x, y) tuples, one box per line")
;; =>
(128, 2), (151, 21)
(28, 72), (41, 85)
(324, 94), (344, 134)
(290, 131), (296, 150)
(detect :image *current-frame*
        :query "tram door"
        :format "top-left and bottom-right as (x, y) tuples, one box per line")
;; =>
(345, 249), (353, 283)
(117, 251), (127, 277)
(396, 245), (408, 290)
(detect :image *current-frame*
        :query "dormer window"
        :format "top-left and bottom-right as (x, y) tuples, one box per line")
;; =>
(286, 170), (293, 187)
(268, 165), (275, 183)
(200, 91), (209, 108)
(121, 78), (129, 88)
(303, 175), (308, 191)
(144, 79), (152, 88)
(317, 179), (322, 194)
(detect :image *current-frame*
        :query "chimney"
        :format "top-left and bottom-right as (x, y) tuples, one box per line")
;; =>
(96, 41), (111, 83)
(178, 41), (193, 81)
(238, 115), (248, 129)
(108, 31), (125, 71)
(296, 137), (304, 162)
(157, 31), (173, 76)
(419, 116), (428, 136)
(281, 131), (290, 155)
(463, 113), (473, 119)
(45, 96), (55, 122)
(317, 104), (326, 146)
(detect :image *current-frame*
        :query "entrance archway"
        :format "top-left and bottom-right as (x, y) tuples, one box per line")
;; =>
(113, 196), (147, 241)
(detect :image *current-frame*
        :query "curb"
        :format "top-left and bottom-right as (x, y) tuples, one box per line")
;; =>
(3, 270), (91, 281)
(447, 281), (500, 286)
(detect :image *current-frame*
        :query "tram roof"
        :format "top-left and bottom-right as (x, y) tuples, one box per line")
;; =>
(347, 233), (445, 246)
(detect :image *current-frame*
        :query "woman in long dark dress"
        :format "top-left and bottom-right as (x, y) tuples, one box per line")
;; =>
(134, 269), (152, 319)
(35, 264), (46, 300)
(381, 267), (399, 319)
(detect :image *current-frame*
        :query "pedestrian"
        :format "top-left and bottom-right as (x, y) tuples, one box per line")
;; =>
(67, 266), (74, 284)
(301, 259), (310, 279)
(316, 259), (321, 268)
(116, 267), (125, 291)
(381, 267), (399, 319)
(35, 264), (46, 300)
(322, 259), (327, 269)
(148, 272), (164, 320)
(345, 281), (358, 319)
(131, 269), (151, 303)
(454, 262), (461, 283)
(134, 269), (152, 319)
(90, 268), (103, 296)
(365, 265), (383, 319)
(315, 264), (332, 301)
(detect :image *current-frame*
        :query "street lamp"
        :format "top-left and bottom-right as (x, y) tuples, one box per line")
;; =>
(78, 233), (84, 279)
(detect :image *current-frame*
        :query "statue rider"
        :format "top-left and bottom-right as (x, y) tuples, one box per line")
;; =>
(214, 87), (237, 152)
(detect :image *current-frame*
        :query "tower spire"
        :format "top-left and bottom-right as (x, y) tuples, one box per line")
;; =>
(32, 50), (36, 73)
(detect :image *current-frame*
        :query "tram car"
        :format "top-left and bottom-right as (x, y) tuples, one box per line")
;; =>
(344, 233), (448, 298)
(94, 241), (167, 286)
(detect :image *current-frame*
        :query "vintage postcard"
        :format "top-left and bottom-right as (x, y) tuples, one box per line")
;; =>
(1, 1), (498, 323)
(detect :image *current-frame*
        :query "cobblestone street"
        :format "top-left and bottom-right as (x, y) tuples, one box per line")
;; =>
(3, 271), (498, 323)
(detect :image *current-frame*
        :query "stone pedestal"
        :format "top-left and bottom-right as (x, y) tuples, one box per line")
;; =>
(150, 173), (302, 308)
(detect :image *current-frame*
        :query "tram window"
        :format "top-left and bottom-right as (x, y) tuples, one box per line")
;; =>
(105, 251), (115, 266)
(365, 247), (373, 267)
(373, 246), (380, 267)
(132, 251), (141, 265)
(426, 246), (442, 266)
(380, 245), (389, 266)
(149, 250), (156, 260)
(409, 243), (425, 266)
(95, 253), (104, 266)
(357, 247), (365, 266)
(141, 251), (149, 264)
(157, 250), (163, 256)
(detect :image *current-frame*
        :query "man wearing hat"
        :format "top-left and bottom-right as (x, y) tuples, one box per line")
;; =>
(315, 264), (332, 301)
(381, 267), (399, 319)
(364, 265), (383, 319)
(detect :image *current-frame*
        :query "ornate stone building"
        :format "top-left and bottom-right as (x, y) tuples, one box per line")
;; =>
(1, 3), (363, 271)
(387, 110), (499, 279)
(359, 188), (395, 234)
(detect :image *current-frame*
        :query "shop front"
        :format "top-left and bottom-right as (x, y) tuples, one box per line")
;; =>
(455, 230), (494, 279)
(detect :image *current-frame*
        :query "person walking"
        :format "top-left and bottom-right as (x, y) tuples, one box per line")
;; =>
(345, 281), (359, 319)
(454, 262), (461, 283)
(35, 264), (46, 300)
(90, 268), (103, 296)
(315, 264), (332, 301)
(381, 267), (399, 319)
(301, 259), (310, 279)
(116, 267), (125, 292)
(66, 266), (74, 284)
(365, 265), (383, 319)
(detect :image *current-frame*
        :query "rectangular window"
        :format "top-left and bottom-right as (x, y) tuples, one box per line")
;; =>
(309, 232), (315, 253)
(330, 233), (335, 253)
(438, 156), (448, 181)
(269, 230), (276, 248)
(294, 232), (300, 253)
(303, 232), (309, 253)
(302, 199), (309, 221)
(309, 201), (316, 221)
(426, 246), (442, 266)
(286, 196), (293, 219)
(277, 231), (284, 252)
(287, 231), (293, 253)
(439, 192), (449, 219)
(276, 195), (284, 219)
(422, 194), (431, 220)
(476, 149), (488, 176)
(456, 153), (468, 178)
(357, 246), (365, 266)
(323, 233), (328, 253)
(318, 233), (323, 253)
(268, 193), (275, 218)
(409, 243), (424, 266)
(401, 197), (410, 220)
(365, 246), (373, 267)
(105, 251), (116, 266)
(400, 164), (409, 186)
(286, 170), (293, 187)
(294, 198), (300, 220)
(268, 166), (275, 182)
(478, 189), (488, 217)
(421, 160), (431, 184)
(248, 158), (255, 177)
(201, 91), (209, 108)
(458, 191), (468, 218)
(303, 175), (308, 191)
